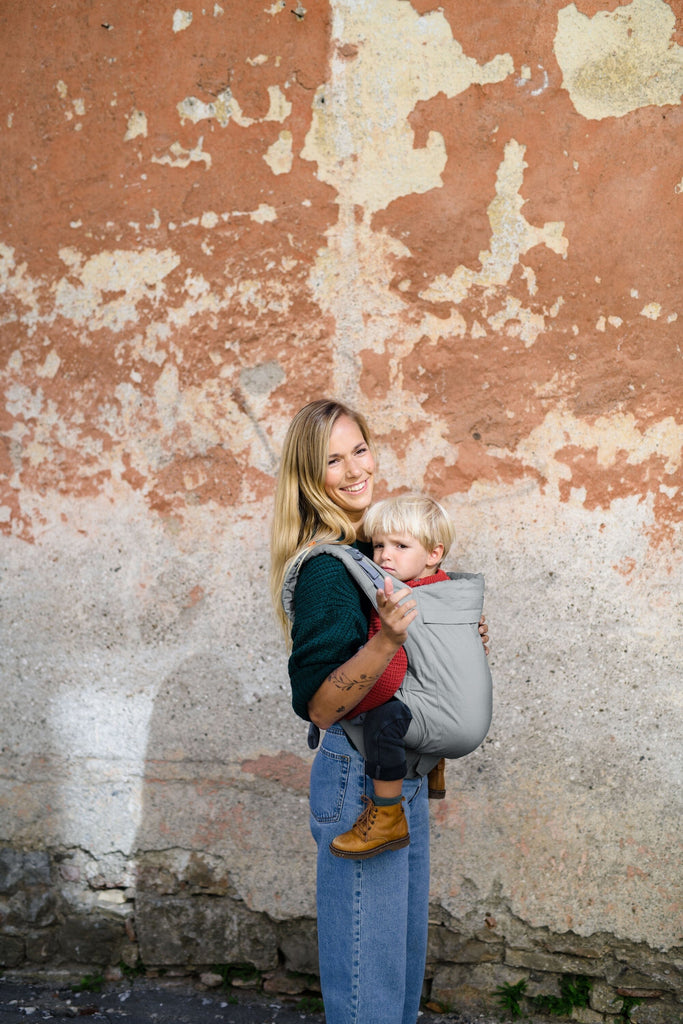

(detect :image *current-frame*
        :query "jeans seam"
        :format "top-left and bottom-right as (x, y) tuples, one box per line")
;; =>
(350, 859), (362, 1023)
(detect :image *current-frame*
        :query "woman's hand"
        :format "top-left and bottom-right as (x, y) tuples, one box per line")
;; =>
(479, 615), (490, 656)
(307, 576), (416, 730)
(376, 576), (417, 645)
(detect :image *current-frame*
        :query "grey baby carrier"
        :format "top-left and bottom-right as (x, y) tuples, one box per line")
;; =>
(283, 544), (493, 776)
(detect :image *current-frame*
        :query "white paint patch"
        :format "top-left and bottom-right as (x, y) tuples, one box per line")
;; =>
(54, 247), (181, 332)
(507, 405), (683, 496)
(173, 9), (193, 32)
(555, 0), (683, 119)
(35, 350), (61, 379)
(125, 109), (148, 141)
(264, 130), (293, 174)
(151, 137), (211, 169)
(178, 84), (291, 129)
(250, 204), (277, 223)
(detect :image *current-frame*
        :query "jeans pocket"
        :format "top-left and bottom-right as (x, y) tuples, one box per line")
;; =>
(310, 746), (351, 824)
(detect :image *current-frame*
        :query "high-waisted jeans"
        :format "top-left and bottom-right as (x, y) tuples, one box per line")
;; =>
(309, 724), (430, 1024)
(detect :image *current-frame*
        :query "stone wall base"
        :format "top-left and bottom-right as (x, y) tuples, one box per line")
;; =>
(1, 847), (681, 1023)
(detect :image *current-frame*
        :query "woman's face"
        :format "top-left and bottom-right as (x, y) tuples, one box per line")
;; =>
(324, 415), (375, 525)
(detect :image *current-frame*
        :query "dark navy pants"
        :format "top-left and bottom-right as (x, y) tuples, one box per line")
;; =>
(356, 697), (413, 781)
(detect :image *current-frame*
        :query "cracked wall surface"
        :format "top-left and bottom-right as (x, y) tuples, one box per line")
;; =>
(1, 0), (681, 972)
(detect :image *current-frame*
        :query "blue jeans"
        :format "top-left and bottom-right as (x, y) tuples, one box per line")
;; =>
(309, 725), (430, 1024)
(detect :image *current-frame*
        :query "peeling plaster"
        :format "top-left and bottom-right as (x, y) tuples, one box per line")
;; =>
(301, 0), (513, 212)
(125, 109), (148, 141)
(421, 139), (567, 341)
(506, 406), (682, 498)
(264, 130), (294, 174)
(54, 248), (181, 332)
(151, 137), (212, 169)
(178, 85), (292, 129)
(301, 0), (515, 395)
(555, 0), (683, 119)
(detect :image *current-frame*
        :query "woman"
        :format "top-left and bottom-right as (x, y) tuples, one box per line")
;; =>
(270, 399), (488, 1024)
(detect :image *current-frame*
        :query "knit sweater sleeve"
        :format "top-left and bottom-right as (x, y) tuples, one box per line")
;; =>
(288, 553), (371, 721)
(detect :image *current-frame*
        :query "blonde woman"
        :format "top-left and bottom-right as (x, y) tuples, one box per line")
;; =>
(270, 399), (488, 1024)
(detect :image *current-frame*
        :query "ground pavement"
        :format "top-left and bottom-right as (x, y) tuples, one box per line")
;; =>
(0, 976), (557, 1024)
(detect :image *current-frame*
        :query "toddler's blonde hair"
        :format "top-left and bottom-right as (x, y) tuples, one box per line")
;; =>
(363, 493), (456, 561)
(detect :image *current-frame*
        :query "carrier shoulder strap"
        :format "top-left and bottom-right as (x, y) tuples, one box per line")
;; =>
(281, 543), (387, 620)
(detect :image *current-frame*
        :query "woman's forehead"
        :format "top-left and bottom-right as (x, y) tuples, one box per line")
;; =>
(328, 415), (365, 450)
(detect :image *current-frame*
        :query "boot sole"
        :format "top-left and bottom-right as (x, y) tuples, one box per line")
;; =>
(428, 790), (446, 799)
(329, 834), (410, 860)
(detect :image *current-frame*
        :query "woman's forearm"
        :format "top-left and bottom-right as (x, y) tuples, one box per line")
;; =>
(307, 630), (402, 730)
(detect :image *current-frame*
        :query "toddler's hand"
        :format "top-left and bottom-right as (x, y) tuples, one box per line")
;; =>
(376, 575), (417, 645)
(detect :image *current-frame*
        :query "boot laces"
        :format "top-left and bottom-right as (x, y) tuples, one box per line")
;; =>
(352, 795), (378, 838)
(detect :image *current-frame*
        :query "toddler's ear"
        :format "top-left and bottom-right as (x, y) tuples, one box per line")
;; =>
(429, 542), (445, 566)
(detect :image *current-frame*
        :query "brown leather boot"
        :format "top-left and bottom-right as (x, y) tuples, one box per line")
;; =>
(329, 796), (410, 859)
(428, 758), (446, 799)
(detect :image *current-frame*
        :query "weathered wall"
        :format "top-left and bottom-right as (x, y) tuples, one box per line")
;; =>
(1, 0), (681, 1019)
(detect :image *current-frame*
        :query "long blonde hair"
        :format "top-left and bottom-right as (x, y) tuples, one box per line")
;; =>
(270, 399), (376, 638)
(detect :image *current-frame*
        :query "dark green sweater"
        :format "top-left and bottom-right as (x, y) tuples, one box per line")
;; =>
(288, 542), (373, 721)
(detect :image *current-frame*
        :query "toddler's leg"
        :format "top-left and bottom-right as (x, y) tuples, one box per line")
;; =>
(330, 700), (412, 860)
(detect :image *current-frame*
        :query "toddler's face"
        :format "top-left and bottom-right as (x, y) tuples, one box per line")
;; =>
(372, 531), (438, 582)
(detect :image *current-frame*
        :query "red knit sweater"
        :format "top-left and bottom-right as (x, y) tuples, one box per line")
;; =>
(346, 569), (449, 717)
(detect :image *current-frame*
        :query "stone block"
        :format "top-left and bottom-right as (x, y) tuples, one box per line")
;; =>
(57, 914), (125, 964)
(630, 999), (683, 1024)
(544, 931), (610, 960)
(505, 947), (604, 977)
(263, 969), (309, 995)
(430, 962), (522, 1015)
(135, 894), (278, 970)
(590, 979), (623, 1014)
(26, 929), (60, 963)
(571, 1007), (604, 1024)
(428, 924), (503, 965)
(0, 849), (51, 891)
(136, 850), (234, 897)
(277, 917), (318, 975)
(0, 933), (24, 967)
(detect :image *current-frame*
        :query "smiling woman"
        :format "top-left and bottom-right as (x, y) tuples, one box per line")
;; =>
(323, 415), (376, 524)
(270, 398), (428, 1024)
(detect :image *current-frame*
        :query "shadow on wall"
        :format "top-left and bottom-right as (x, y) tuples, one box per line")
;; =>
(132, 648), (319, 976)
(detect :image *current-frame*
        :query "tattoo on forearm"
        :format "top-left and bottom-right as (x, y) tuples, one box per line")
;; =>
(328, 668), (375, 701)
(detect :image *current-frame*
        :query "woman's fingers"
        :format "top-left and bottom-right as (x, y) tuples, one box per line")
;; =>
(479, 614), (490, 655)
